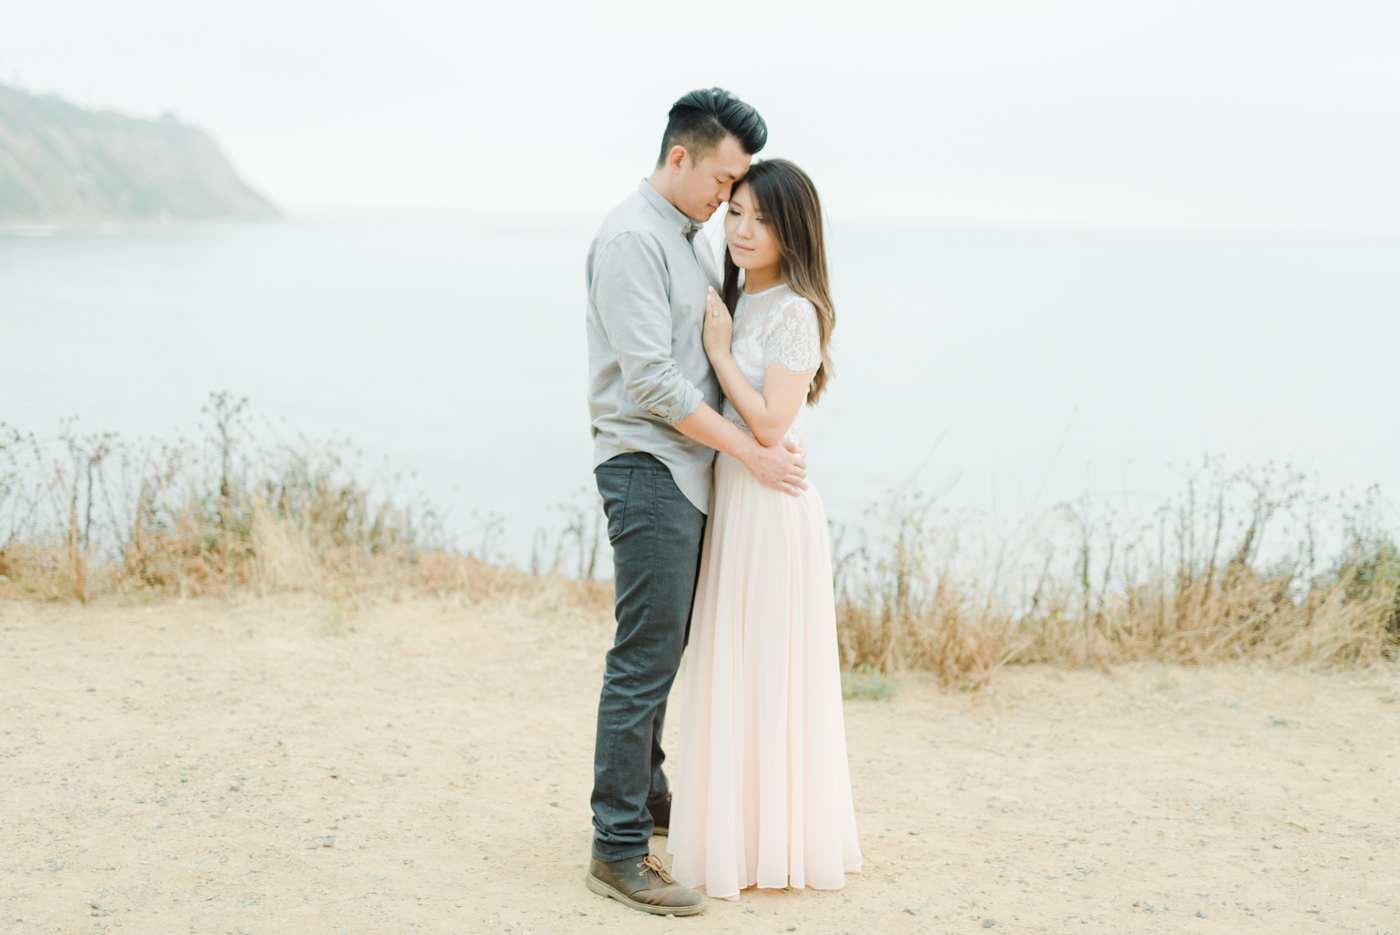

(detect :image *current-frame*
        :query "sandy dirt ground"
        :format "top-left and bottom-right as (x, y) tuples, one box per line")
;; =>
(2, 590), (1398, 935)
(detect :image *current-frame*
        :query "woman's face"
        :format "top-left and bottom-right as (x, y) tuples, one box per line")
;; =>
(724, 184), (780, 272)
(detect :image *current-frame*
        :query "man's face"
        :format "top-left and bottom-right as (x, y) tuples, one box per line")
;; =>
(669, 135), (751, 223)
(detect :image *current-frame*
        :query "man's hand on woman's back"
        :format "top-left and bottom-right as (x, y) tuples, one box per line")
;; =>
(674, 403), (806, 497)
(741, 438), (807, 497)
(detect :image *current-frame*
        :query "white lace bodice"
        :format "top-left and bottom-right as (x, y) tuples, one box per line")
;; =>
(720, 283), (822, 443)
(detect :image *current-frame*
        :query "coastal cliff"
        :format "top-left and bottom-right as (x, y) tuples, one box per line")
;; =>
(0, 84), (278, 224)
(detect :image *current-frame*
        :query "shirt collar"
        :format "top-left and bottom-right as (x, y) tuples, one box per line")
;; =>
(638, 179), (703, 240)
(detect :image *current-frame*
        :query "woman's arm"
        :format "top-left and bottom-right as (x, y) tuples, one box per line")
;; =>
(702, 287), (815, 448)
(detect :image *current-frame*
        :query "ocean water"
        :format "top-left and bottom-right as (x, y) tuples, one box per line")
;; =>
(3, 214), (1397, 568)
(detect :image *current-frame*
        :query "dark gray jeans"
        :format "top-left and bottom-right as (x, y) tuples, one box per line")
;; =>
(590, 452), (706, 862)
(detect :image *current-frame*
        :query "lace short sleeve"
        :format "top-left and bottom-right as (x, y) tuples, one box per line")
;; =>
(764, 295), (822, 374)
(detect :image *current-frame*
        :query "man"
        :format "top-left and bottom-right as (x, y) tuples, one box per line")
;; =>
(583, 88), (807, 915)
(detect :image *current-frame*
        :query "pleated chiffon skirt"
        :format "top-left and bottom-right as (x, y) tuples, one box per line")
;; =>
(667, 452), (862, 900)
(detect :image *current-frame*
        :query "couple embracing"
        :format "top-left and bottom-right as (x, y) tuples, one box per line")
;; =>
(584, 87), (862, 914)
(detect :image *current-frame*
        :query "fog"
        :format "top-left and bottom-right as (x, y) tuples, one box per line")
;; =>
(5, 0), (1398, 229)
(5, 1), (1398, 565)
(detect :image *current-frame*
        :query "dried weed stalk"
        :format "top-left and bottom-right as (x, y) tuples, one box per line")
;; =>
(0, 394), (609, 613)
(4, 402), (1395, 683)
(834, 459), (1399, 687)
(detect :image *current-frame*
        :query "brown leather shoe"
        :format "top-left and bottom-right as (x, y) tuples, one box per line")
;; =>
(648, 794), (671, 836)
(585, 853), (707, 916)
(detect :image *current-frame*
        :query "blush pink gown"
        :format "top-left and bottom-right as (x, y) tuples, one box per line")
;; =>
(666, 284), (863, 900)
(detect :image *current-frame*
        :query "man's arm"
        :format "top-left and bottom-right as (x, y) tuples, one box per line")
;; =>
(675, 403), (807, 496)
(592, 232), (703, 425)
(593, 231), (806, 496)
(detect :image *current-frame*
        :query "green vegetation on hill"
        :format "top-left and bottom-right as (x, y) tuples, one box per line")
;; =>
(0, 83), (278, 224)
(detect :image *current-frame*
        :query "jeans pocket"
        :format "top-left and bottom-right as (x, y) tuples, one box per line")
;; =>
(595, 469), (632, 545)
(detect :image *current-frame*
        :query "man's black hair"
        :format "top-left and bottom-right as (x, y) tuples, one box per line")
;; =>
(656, 88), (767, 167)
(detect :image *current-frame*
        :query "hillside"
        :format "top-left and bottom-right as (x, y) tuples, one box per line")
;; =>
(0, 83), (277, 224)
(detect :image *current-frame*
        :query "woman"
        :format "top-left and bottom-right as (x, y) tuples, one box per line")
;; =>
(667, 159), (863, 899)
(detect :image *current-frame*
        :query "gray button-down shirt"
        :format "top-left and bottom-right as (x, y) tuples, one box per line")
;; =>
(586, 180), (723, 514)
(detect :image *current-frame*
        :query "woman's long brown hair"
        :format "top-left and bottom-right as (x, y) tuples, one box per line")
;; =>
(721, 159), (835, 404)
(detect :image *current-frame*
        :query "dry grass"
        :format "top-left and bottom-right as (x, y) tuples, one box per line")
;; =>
(0, 394), (612, 616)
(3, 397), (1396, 687)
(835, 462), (1400, 687)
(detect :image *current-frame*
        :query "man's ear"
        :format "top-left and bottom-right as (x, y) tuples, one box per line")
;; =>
(667, 144), (688, 174)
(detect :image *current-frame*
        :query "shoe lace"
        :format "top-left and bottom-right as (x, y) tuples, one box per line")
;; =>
(638, 854), (675, 884)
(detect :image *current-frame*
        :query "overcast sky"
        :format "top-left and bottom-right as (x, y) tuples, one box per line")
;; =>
(5, 0), (1398, 229)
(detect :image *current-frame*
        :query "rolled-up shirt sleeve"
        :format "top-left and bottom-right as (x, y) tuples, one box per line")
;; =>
(591, 231), (703, 426)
